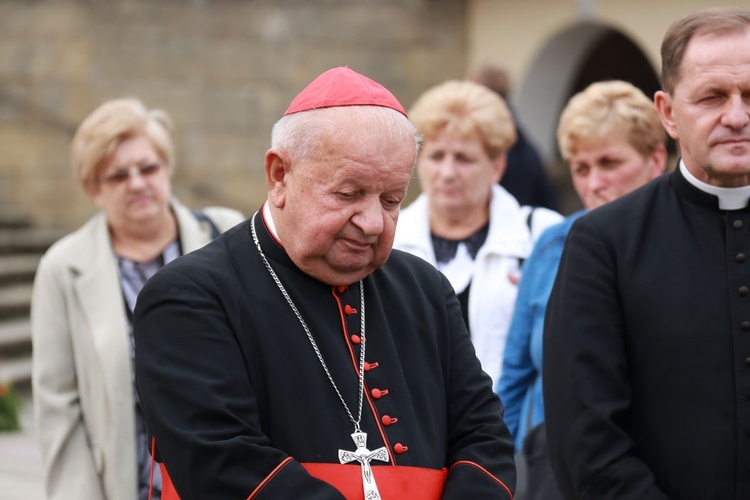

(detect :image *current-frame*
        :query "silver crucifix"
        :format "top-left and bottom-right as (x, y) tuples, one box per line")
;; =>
(338, 431), (389, 500)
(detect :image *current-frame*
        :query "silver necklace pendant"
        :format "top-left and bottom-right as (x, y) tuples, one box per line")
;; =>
(339, 431), (389, 500)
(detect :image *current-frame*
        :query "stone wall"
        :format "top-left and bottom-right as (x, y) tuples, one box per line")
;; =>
(0, 0), (467, 230)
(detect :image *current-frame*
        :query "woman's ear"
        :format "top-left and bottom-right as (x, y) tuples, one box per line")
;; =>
(648, 142), (669, 179)
(85, 181), (105, 209)
(492, 152), (508, 184)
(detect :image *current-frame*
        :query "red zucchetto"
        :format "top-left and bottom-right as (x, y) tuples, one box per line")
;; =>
(283, 66), (407, 117)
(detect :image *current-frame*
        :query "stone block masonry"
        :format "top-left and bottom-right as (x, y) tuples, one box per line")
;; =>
(0, 0), (466, 231)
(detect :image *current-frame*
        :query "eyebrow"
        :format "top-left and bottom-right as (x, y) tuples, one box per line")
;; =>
(109, 159), (160, 170)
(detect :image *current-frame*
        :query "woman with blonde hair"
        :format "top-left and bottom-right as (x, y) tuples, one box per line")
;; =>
(394, 80), (562, 389)
(31, 98), (244, 500)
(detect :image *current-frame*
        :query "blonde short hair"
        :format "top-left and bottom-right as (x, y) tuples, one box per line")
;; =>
(71, 98), (175, 190)
(408, 80), (516, 159)
(557, 81), (665, 161)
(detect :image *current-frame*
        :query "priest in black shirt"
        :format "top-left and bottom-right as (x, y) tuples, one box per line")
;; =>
(544, 7), (750, 499)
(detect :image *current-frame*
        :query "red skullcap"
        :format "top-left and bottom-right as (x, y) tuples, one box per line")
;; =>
(283, 66), (407, 117)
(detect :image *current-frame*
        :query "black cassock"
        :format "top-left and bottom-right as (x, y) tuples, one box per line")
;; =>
(134, 210), (515, 500)
(544, 165), (750, 499)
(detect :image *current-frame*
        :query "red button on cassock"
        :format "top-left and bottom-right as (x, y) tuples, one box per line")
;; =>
(336, 285), (348, 294)
(394, 443), (408, 454)
(371, 388), (388, 399)
(350, 335), (361, 344)
(364, 361), (379, 372)
(381, 415), (398, 426)
(344, 304), (357, 315)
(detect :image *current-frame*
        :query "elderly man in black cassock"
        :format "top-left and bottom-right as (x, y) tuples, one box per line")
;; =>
(134, 66), (516, 500)
(544, 7), (750, 500)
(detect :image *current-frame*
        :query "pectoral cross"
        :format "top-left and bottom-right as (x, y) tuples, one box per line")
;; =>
(338, 431), (389, 500)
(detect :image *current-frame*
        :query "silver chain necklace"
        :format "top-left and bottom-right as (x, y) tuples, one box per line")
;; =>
(251, 214), (366, 427)
(251, 214), (388, 499)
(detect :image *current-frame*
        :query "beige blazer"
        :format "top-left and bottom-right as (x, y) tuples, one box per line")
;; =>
(31, 199), (244, 500)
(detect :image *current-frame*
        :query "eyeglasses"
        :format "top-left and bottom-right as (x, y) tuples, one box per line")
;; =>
(97, 162), (163, 186)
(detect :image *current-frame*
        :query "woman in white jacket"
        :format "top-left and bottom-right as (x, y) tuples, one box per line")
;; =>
(31, 98), (244, 500)
(394, 81), (561, 387)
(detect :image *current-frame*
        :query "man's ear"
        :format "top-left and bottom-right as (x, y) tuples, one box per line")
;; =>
(265, 149), (289, 208)
(654, 90), (679, 141)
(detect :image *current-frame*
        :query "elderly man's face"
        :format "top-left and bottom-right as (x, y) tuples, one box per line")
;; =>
(656, 29), (750, 187)
(268, 109), (416, 286)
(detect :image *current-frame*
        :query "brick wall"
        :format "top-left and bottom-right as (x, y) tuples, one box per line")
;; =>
(0, 0), (466, 229)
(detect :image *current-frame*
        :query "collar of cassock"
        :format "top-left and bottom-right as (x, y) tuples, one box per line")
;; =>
(431, 222), (490, 264)
(262, 201), (279, 238)
(680, 160), (750, 210)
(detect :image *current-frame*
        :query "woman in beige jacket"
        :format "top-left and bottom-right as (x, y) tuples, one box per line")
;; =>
(30, 98), (244, 500)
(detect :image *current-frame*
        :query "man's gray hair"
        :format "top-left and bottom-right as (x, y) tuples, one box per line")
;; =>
(271, 105), (422, 167)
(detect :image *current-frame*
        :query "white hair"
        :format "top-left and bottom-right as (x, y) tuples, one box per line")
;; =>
(271, 105), (422, 166)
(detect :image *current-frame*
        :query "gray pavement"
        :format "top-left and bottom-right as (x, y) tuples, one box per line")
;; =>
(0, 386), (45, 500)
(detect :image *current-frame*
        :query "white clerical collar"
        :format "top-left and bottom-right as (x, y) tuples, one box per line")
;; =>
(680, 160), (750, 210)
(262, 201), (280, 238)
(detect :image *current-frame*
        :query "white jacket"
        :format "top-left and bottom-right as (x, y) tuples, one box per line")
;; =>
(393, 184), (562, 387)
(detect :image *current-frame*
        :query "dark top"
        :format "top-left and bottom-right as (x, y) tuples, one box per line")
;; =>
(544, 165), (750, 499)
(134, 211), (516, 500)
(501, 125), (558, 211)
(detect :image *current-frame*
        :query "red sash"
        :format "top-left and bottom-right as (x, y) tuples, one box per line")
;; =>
(158, 462), (179, 500)
(302, 463), (447, 499)
(155, 461), (446, 500)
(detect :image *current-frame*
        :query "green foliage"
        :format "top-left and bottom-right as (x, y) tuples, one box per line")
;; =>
(0, 382), (21, 432)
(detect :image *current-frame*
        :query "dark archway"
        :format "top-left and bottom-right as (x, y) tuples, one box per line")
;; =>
(570, 30), (661, 103)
